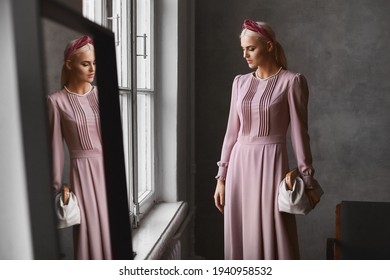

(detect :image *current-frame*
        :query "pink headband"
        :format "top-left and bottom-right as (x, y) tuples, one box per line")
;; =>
(242, 19), (274, 42)
(64, 35), (94, 61)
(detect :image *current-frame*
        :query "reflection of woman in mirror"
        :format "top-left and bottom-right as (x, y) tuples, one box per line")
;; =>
(214, 20), (320, 259)
(47, 35), (112, 259)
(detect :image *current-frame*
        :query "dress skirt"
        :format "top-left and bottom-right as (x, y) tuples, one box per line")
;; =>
(224, 136), (300, 260)
(70, 152), (112, 259)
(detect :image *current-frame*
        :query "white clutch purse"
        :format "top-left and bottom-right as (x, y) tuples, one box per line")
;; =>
(55, 187), (81, 229)
(278, 168), (323, 215)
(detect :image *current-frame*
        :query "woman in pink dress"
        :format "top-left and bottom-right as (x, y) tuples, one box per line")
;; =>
(214, 20), (319, 259)
(47, 35), (112, 259)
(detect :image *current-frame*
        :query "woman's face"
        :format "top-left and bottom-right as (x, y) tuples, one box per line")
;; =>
(67, 49), (96, 84)
(241, 35), (271, 69)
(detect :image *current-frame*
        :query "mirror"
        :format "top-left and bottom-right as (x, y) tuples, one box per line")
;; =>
(40, 0), (133, 260)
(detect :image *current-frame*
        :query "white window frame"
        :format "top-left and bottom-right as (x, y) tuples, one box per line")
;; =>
(83, 0), (155, 228)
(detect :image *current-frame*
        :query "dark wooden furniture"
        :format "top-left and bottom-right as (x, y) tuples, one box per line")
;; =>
(327, 201), (390, 260)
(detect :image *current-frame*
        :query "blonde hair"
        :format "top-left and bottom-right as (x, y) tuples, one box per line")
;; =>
(61, 39), (94, 88)
(241, 21), (287, 70)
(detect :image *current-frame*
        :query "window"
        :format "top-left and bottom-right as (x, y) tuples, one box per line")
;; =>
(83, 0), (155, 228)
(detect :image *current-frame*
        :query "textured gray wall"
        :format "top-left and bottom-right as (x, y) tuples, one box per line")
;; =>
(195, 0), (390, 259)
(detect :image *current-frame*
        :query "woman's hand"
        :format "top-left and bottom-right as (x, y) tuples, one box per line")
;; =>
(62, 184), (71, 205)
(214, 179), (225, 214)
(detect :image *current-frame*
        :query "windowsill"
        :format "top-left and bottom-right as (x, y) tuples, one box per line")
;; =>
(132, 201), (188, 260)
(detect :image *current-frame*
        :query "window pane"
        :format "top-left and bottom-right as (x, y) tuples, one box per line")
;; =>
(136, 0), (152, 90)
(137, 92), (153, 201)
(119, 91), (133, 209)
(112, 0), (130, 88)
(83, 0), (104, 25)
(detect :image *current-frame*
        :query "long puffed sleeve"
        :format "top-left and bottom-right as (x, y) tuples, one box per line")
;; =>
(288, 74), (317, 186)
(47, 95), (64, 193)
(216, 75), (241, 180)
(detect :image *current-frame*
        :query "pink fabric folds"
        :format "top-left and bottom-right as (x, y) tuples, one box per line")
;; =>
(242, 19), (274, 42)
(64, 35), (94, 61)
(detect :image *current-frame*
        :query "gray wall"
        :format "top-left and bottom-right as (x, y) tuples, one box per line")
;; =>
(194, 0), (390, 259)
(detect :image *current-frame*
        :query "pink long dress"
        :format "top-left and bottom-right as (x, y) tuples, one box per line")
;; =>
(47, 86), (112, 260)
(216, 68), (316, 260)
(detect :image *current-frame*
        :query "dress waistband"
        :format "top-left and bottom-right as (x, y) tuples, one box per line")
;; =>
(237, 135), (286, 145)
(70, 150), (103, 159)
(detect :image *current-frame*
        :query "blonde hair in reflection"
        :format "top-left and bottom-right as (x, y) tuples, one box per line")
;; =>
(61, 42), (95, 88)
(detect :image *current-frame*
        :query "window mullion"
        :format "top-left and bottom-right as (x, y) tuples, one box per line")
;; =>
(130, 0), (141, 228)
